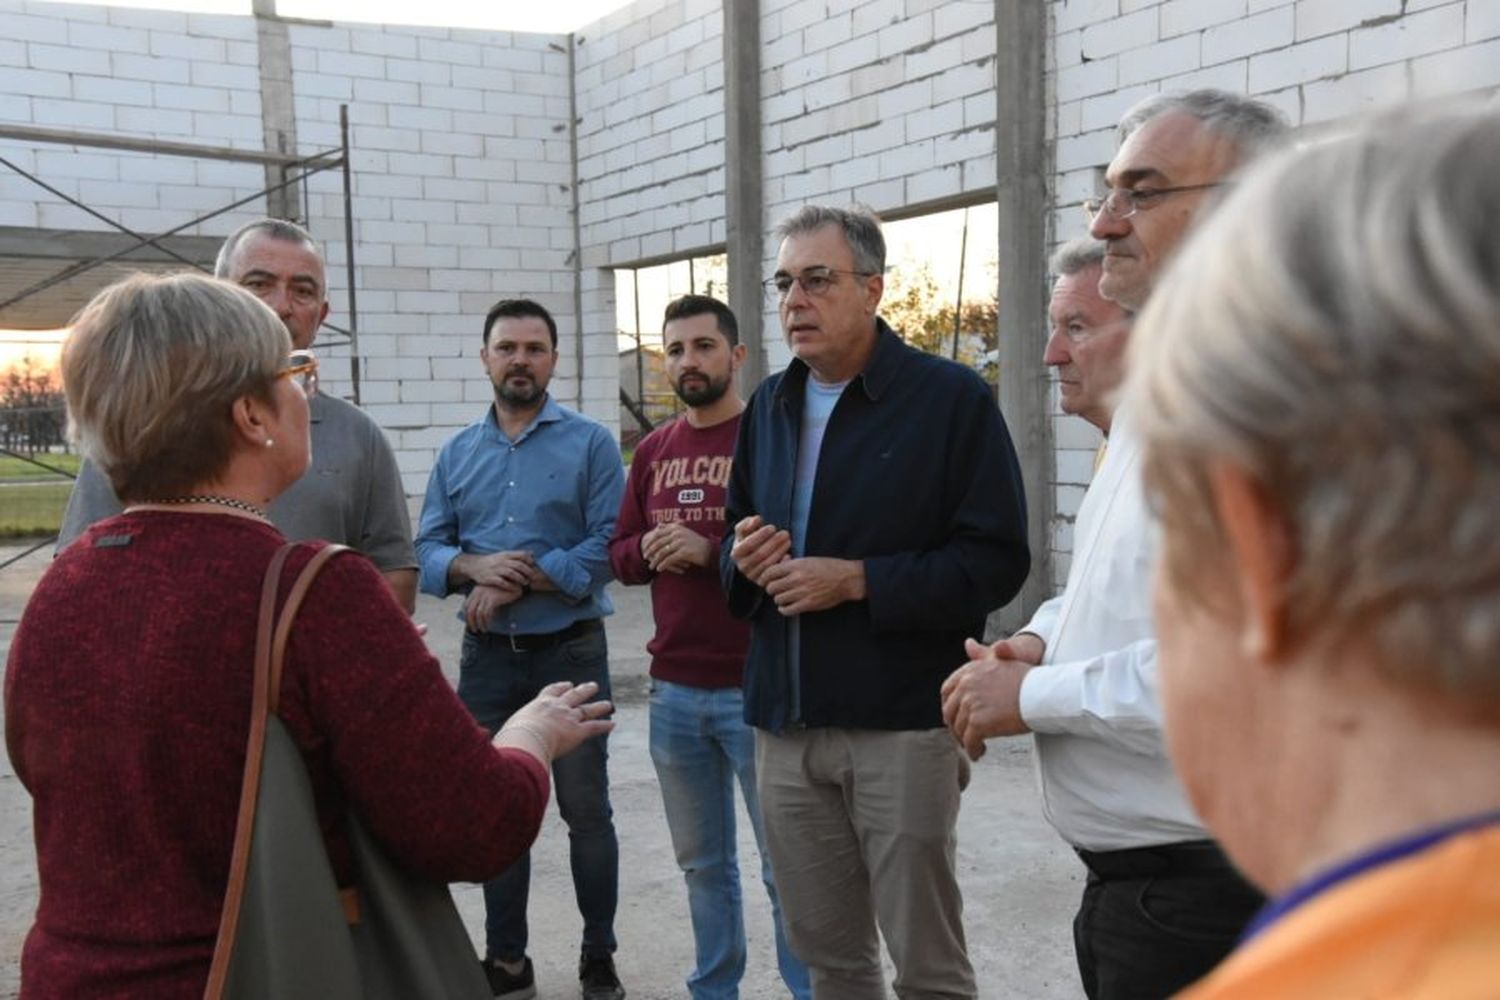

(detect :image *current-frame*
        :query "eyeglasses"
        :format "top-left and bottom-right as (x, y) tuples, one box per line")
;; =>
(278, 350), (319, 398)
(1082, 182), (1226, 221)
(762, 267), (878, 300)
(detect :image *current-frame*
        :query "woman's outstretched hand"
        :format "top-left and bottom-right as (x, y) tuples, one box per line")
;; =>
(492, 680), (615, 764)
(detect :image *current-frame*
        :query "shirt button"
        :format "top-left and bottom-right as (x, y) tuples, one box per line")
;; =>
(507, 516), (514, 522)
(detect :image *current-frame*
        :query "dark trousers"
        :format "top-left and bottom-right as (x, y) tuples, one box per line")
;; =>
(1072, 841), (1263, 1000)
(457, 621), (619, 962)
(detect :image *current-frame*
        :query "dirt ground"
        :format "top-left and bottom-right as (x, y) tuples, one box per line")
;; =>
(0, 542), (1084, 999)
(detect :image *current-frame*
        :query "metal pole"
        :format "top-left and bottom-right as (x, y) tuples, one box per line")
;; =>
(566, 36), (586, 412)
(340, 104), (360, 406)
(0, 154), (205, 271)
(951, 206), (968, 362)
(632, 269), (645, 427)
(0, 122), (335, 166)
(0, 159), (340, 312)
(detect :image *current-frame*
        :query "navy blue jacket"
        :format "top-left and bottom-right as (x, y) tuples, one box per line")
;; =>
(721, 321), (1030, 732)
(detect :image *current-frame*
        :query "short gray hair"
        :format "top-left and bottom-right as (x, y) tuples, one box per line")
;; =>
(1049, 237), (1106, 278)
(1119, 89), (1289, 163)
(61, 272), (290, 503)
(774, 204), (886, 275)
(1129, 101), (1500, 702)
(215, 218), (323, 282)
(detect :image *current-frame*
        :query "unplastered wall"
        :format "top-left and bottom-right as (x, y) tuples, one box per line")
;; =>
(575, 0), (726, 266)
(0, 1), (267, 234)
(572, 0), (727, 383)
(1045, 0), (1500, 586)
(281, 19), (585, 492)
(759, 0), (1000, 372)
(0, 0), (598, 496)
(574, 0), (1002, 372)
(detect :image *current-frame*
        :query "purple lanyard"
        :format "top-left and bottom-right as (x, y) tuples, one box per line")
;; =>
(1243, 809), (1500, 942)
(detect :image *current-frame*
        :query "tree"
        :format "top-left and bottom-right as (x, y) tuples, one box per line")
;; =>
(0, 356), (67, 456)
(880, 262), (999, 375)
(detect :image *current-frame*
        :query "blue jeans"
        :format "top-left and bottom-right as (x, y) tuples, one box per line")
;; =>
(650, 680), (811, 1000)
(458, 622), (618, 962)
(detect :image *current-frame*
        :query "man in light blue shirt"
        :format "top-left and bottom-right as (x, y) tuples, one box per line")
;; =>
(416, 297), (627, 1000)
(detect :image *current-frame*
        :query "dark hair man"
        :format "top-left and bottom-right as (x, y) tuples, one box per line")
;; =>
(609, 294), (810, 1000)
(415, 298), (626, 1000)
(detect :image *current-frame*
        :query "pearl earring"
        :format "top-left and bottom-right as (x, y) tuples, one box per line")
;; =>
(265, 438), (274, 448)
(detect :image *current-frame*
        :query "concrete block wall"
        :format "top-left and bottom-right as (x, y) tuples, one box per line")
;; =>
(0, 1), (267, 235)
(0, 0), (591, 496)
(574, 0), (1006, 377)
(572, 0), (727, 397)
(1044, 0), (1500, 586)
(281, 20), (583, 492)
(758, 0), (999, 371)
(574, 0), (726, 267)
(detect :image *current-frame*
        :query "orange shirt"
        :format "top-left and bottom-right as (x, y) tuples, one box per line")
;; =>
(1180, 824), (1500, 999)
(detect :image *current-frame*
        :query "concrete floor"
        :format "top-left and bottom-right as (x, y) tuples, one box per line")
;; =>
(0, 543), (1085, 999)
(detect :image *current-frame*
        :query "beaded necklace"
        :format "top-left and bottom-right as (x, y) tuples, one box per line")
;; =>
(146, 494), (268, 518)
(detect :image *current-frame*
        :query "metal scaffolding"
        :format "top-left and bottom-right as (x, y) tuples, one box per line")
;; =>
(0, 103), (361, 401)
(0, 106), (362, 568)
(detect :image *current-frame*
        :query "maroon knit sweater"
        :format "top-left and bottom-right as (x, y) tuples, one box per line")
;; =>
(4, 511), (550, 999)
(609, 414), (749, 689)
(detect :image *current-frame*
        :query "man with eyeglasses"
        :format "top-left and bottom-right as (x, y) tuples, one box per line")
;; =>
(56, 218), (418, 611)
(723, 204), (1030, 998)
(944, 90), (1286, 999)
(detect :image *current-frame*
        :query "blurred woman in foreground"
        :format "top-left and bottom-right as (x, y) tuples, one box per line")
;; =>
(1131, 104), (1500, 998)
(4, 272), (613, 998)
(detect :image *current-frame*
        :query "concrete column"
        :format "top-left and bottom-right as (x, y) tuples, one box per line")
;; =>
(993, 0), (1052, 631)
(252, 0), (301, 221)
(723, 0), (765, 390)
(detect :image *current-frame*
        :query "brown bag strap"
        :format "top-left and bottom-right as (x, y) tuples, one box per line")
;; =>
(204, 542), (351, 999)
(269, 544), (348, 711)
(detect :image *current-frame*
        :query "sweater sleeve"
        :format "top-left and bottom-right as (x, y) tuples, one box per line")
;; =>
(283, 551), (550, 883)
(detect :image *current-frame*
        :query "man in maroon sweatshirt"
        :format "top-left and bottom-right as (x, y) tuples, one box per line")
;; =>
(609, 295), (810, 1000)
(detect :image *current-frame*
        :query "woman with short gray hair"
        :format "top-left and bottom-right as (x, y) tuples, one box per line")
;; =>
(5, 272), (613, 998)
(1129, 103), (1500, 996)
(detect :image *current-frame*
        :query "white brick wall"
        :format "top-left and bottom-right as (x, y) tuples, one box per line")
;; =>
(0, 1), (587, 496)
(755, 0), (1000, 369)
(1044, 0), (1497, 571)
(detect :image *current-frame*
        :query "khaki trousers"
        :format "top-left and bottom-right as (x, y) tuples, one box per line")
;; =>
(754, 727), (976, 1000)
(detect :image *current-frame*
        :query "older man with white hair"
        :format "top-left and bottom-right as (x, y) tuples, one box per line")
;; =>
(944, 90), (1287, 1000)
(1131, 102), (1500, 998)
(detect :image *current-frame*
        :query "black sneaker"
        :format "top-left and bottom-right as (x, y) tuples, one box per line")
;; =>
(578, 953), (626, 1000)
(481, 956), (536, 1000)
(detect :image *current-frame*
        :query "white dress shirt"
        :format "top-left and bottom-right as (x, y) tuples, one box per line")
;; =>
(1017, 410), (1209, 851)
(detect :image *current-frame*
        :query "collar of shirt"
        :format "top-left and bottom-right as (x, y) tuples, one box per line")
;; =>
(479, 394), (562, 444)
(774, 318), (904, 407)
